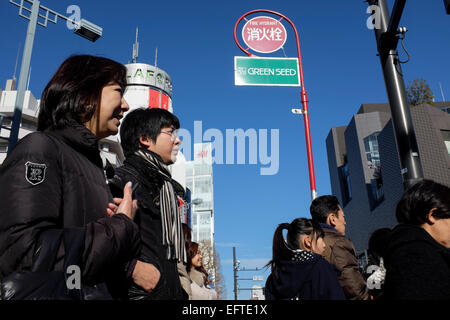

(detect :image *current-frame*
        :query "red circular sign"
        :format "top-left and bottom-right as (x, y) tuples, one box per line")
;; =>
(241, 16), (287, 54)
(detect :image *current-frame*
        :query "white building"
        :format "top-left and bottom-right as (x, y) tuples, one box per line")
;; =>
(123, 63), (173, 113)
(251, 285), (265, 300)
(186, 143), (215, 245)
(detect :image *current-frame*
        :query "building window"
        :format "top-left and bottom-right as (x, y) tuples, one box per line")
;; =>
(339, 162), (352, 205)
(370, 176), (384, 203)
(364, 132), (381, 167)
(439, 107), (450, 114)
(363, 132), (384, 207)
(441, 130), (450, 155)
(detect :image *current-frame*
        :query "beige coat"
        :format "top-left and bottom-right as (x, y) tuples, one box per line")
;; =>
(189, 269), (217, 300)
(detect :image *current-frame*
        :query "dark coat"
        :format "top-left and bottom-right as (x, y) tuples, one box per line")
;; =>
(319, 223), (370, 300)
(264, 251), (346, 300)
(383, 224), (450, 300)
(0, 123), (141, 292)
(109, 152), (186, 300)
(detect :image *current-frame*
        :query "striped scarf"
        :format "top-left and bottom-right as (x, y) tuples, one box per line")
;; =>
(135, 150), (186, 263)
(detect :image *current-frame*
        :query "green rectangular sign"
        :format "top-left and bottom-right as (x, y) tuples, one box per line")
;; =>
(234, 56), (300, 86)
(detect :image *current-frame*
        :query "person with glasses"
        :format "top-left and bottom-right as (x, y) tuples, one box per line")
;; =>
(108, 107), (186, 300)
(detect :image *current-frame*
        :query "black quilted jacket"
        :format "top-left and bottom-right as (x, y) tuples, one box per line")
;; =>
(0, 122), (140, 290)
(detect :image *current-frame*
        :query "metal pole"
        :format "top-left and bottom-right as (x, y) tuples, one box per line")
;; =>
(8, 0), (40, 154)
(276, 12), (318, 201)
(368, 0), (424, 189)
(387, 0), (407, 35)
(233, 246), (238, 300)
(290, 23), (317, 201)
(233, 9), (318, 200)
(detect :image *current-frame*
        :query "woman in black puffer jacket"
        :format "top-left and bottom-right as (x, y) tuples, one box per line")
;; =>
(0, 55), (141, 300)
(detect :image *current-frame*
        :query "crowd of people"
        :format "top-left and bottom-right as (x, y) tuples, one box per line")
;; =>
(0, 54), (448, 300)
(265, 183), (450, 300)
(0, 55), (216, 300)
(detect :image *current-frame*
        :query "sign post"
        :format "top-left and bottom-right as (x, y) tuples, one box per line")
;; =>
(234, 10), (318, 200)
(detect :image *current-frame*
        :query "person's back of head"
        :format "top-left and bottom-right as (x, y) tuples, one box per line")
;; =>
(38, 54), (127, 131)
(268, 218), (324, 277)
(396, 179), (450, 225)
(368, 228), (392, 261)
(396, 179), (450, 248)
(120, 108), (180, 158)
(309, 195), (341, 224)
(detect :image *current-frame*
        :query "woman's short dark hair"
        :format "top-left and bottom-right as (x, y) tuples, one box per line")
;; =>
(120, 108), (180, 157)
(310, 195), (341, 223)
(37, 55), (127, 131)
(396, 179), (450, 225)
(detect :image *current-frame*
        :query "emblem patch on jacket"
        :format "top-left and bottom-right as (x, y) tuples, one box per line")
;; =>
(25, 161), (47, 185)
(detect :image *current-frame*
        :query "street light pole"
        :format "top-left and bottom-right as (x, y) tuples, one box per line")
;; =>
(232, 246), (265, 300)
(7, 0), (102, 154)
(233, 247), (238, 300)
(367, 0), (424, 189)
(7, 0), (39, 154)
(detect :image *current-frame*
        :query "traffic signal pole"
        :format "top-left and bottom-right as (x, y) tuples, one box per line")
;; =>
(367, 0), (424, 189)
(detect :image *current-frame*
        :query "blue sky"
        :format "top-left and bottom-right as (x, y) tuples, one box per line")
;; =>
(1, 0), (449, 300)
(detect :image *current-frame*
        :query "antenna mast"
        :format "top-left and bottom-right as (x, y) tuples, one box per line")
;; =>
(439, 82), (446, 102)
(13, 44), (21, 81)
(132, 27), (139, 63)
